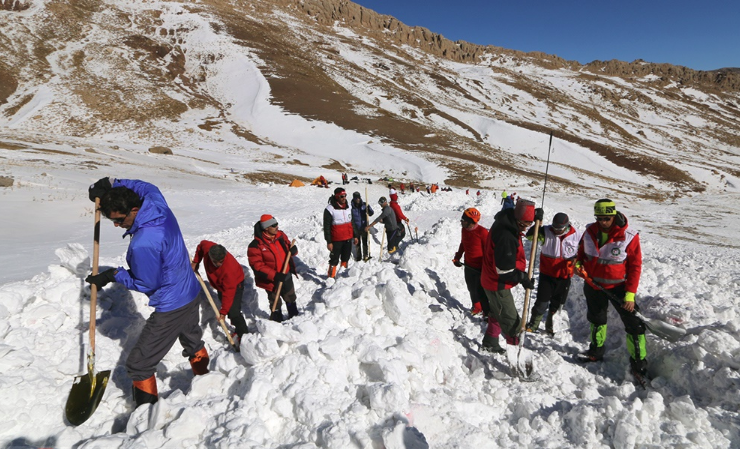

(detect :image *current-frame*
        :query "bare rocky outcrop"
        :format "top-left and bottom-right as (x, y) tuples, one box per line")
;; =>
(274, 0), (740, 92)
(0, 176), (14, 187)
(149, 146), (173, 155)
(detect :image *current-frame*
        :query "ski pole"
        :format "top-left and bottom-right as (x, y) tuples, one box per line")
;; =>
(365, 187), (371, 257)
(541, 131), (553, 209)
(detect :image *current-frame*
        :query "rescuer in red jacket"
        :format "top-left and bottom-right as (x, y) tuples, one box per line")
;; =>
(192, 241), (249, 343)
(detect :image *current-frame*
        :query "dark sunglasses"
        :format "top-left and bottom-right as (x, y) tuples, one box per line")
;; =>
(517, 220), (534, 228)
(269, 223), (279, 228)
(339, 195), (347, 198)
(110, 210), (132, 224)
(595, 216), (613, 222)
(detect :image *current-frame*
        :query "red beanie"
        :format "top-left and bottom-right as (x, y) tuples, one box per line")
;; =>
(260, 214), (278, 229)
(514, 199), (535, 222)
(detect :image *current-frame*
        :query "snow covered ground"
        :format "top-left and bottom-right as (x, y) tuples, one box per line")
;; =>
(1, 154), (739, 448)
(1, 2), (739, 447)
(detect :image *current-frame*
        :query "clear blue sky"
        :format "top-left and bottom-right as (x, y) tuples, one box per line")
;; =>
(352, 0), (738, 71)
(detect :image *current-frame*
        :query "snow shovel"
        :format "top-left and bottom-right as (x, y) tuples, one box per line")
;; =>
(195, 272), (237, 350)
(514, 219), (542, 379)
(579, 270), (686, 342)
(271, 239), (296, 313)
(65, 198), (111, 426)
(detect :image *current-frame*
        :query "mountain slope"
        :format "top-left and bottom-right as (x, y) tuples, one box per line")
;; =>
(1, 0), (739, 197)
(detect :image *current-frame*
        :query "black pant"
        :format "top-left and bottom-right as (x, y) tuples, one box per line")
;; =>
(387, 227), (404, 250)
(219, 282), (249, 337)
(355, 231), (369, 260)
(584, 283), (646, 358)
(329, 239), (353, 265)
(126, 295), (204, 381)
(531, 274), (571, 317)
(464, 266), (490, 314)
(267, 275), (297, 311)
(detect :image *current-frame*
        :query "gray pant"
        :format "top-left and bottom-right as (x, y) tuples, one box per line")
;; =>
(484, 288), (521, 344)
(126, 294), (204, 381)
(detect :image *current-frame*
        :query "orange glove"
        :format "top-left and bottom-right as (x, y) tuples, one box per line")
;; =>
(574, 263), (587, 279)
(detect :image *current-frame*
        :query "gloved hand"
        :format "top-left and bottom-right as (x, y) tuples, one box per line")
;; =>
(404, 218), (410, 224)
(88, 177), (112, 202)
(452, 259), (462, 267)
(274, 272), (289, 283)
(574, 262), (587, 279)
(535, 208), (544, 222)
(290, 246), (298, 256)
(515, 270), (535, 289)
(86, 269), (116, 289)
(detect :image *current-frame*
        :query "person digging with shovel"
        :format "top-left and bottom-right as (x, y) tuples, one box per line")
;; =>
(574, 199), (648, 384)
(247, 214), (299, 322)
(85, 178), (209, 408)
(192, 241), (250, 346)
(480, 199), (544, 357)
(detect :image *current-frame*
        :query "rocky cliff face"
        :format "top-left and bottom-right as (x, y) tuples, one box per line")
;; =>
(275, 0), (739, 92)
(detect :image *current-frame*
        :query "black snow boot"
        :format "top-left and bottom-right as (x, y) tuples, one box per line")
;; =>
(286, 302), (299, 319)
(270, 310), (284, 322)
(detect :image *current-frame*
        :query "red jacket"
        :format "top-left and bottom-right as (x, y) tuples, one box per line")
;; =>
(192, 240), (244, 315)
(389, 200), (407, 223)
(577, 213), (641, 293)
(534, 225), (581, 279)
(454, 224), (488, 269)
(247, 223), (296, 292)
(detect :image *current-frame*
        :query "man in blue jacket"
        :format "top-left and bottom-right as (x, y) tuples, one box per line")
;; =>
(85, 178), (208, 408)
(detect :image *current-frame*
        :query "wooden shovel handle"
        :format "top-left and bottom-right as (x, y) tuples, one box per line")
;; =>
(89, 198), (101, 357)
(271, 239), (296, 312)
(519, 219), (541, 334)
(195, 272), (235, 346)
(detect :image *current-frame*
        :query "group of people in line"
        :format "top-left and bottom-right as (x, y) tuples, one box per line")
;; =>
(83, 176), (646, 408)
(453, 195), (646, 381)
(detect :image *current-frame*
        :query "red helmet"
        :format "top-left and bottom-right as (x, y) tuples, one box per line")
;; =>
(463, 208), (481, 223)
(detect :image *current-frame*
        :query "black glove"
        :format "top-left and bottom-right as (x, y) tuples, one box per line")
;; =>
(86, 269), (117, 289)
(516, 270), (535, 289)
(290, 246), (298, 256)
(534, 208), (544, 222)
(452, 259), (463, 267)
(274, 272), (289, 283)
(88, 177), (112, 202)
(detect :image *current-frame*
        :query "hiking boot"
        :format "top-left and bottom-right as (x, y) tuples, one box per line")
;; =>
(189, 347), (210, 375)
(363, 256), (373, 262)
(545, 327), (555, 337)
(388, 246), (397, 254)
(327, 265), (337, 278)
(471, 302), (483, 316)
(230, 332), (242, 348)
(481, 335), (506, 354)
(270, 310), (284, 322)
(340, 261), (348, 269)
(286, 302), (299, 319)
(527, 314), (543, 333)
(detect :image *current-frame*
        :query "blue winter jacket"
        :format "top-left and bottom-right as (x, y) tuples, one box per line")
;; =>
(351, 200), (374, 231)
(112, 179), (200, 313)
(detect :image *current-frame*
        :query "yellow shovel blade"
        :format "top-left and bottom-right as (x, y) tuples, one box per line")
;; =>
(65, 369), (111, 426)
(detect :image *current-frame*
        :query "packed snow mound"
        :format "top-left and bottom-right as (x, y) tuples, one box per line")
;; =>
(1, 185), (739, 448)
